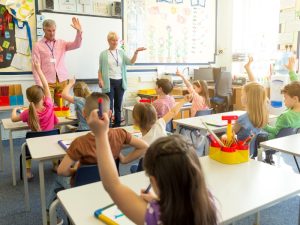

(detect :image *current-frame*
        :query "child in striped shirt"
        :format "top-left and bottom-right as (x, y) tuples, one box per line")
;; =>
(176, 70), (210, 117)
(152, 79), (176, 118)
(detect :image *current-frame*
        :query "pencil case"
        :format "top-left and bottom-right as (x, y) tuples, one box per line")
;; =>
(209, 140), (249, 164)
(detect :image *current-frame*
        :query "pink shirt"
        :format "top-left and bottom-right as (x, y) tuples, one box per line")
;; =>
(20, 97), (59, 131)
(152, 95), (176, 118)
(32, 31), (82, 85)
(188, 86), (209, 117)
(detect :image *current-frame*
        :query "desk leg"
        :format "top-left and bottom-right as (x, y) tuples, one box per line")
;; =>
(257, 147), (264, 161)
(0, 122), (3, 171)
(293, 156), (300, 173)
(254, 211), (260, 225)
(180, 110), (184, 119)
(39, 161), (47, 225)
(175, 125), (181, 134)
(125, 110), (128, 126)
(21, 144), (30, 211)
(9, 130), (16, 186)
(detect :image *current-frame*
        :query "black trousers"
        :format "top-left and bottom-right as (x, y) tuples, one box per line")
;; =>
(106, 79), (124, 127)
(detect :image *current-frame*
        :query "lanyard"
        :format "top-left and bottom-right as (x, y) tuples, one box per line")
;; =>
(45, 41), (55, 57)
(109, 49), (119, 66)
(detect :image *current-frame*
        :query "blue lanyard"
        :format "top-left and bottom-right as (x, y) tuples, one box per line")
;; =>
(109, 49), (119, 66)
(45, 41), (55, 57)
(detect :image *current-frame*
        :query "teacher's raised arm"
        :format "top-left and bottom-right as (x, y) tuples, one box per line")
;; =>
(98, 32), (146, 127)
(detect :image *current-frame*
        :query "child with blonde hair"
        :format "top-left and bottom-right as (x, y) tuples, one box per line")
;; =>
(88, 111), (218, 225)
(62, 79), (91, 130)
(11, 59), (58, 179)
(176, 70), (210, 117)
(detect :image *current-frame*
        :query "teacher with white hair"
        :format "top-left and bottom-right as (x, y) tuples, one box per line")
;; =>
(98, 32), (146, 127)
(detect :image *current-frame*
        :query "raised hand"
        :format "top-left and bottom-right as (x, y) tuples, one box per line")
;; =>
(285, 56), (296, 72)
(87, 110), (109, 136)
(68, 77), (76, 86)
(32, 55), (41, 72)
(71, 17), (82, 32)
(244, 56), (253, 69)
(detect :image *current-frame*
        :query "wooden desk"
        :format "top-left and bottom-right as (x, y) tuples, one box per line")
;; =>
(56, 156), (300, 225)
(0, 106), (23, 171)
(259, 133), (300, 172)
(123, 103), (192, 126)
(1, 116), (77, 186)
(25, 126), (139, 225)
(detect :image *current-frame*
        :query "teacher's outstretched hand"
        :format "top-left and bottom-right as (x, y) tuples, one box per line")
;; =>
(71, 17), (82, 32)
(130, 47), (147, 64)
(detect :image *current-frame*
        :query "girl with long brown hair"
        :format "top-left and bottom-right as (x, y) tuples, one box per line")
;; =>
(87, 110), (218, 225)
(11, 59), (58, 179)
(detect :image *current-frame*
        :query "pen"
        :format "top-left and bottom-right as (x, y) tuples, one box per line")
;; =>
(114, 213), (124, 219)
(144, 184), (151, 193)
(98, 98), (103, 118)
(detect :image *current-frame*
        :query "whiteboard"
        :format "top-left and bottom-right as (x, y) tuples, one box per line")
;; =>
(124, 0), (216, 64)
(40, 12), (122, 79)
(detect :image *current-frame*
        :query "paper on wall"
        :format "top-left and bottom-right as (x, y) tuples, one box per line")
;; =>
(279, 9), (295, 23)
(11, 53), (31, 71)
(278, 32), (294, 44)
(16, 39), (30, 55)
(280, 0), (296, 9)
(284, 20), (300, 32)
(15, 26), (28, 39)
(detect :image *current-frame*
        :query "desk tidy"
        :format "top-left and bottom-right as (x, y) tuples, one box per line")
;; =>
(54, 93), (70, 117)
(206, 115), (250, 164)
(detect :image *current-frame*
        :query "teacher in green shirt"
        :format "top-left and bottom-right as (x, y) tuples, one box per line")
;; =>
(98, 32), (146, 127)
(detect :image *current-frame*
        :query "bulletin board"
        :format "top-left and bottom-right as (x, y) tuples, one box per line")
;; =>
(0, 0), (35, 74)
(124, 0), (217, 65)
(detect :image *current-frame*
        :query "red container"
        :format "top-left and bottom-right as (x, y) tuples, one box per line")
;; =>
(0, 96), (9, 106)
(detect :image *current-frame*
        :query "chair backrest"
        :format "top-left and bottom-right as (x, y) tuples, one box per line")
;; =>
(215, 71), (232, 97)
(74, 164), (100, 187)
(276, 127), (300, 138)
(195, 108), (213, 117)
(74, 159), (120, 187)
(25, 128), (60, 139)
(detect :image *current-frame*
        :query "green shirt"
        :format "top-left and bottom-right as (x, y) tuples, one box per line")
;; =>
(289, 71), (299, 81)
(98, 49), (132, 93)
(264, 109), (300, 139)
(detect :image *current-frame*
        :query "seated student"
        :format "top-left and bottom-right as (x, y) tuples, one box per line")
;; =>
(152, 78), (176, 118)
(61, 78), (91, 131)
(119, 96), (188, 169)
(45, 92), (148, 223)
(285, 56), (299, 81)
(87, 112), (218, 225)
(263, 81), (300, 163)
(11, 59), (58, 179)
(176, 70), (210, 117)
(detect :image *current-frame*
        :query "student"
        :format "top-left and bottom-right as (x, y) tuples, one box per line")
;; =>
(61, 78), (91, 130)
(152, 79), (176, 118)
(45, 92), (148, 222)
(263, 81), (300, 163)
(11, 59), (58, 179)
(176, 70), (210, 117)
(285, 56), (299, 81)
(87, 112), (218, 225)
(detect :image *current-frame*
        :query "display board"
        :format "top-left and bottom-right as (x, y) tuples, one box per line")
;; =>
(124, 0), (217, 64)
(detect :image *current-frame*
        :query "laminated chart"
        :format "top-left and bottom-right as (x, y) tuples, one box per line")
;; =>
(124, 0), (216, 64)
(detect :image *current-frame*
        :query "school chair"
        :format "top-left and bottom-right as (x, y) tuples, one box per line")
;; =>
(166, 119), (174, 133)
(20, 129), (60, 180)
(210, 70), (233, 113)
(195, 108), (213, 117)
(264, 128), (300, 166)
(73, 164), (100, 187)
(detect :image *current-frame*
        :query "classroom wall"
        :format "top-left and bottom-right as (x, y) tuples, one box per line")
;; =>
(0, 0), (234, 140)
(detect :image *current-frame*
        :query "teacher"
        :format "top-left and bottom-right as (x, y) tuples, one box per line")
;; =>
(98, 32), (146, 127)
(32, 17), (82, 105)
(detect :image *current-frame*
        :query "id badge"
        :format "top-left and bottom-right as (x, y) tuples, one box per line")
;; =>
(50, 58), (56, 63)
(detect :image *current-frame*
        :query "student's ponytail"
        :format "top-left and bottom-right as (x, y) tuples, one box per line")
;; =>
(28, 102), (41, 131)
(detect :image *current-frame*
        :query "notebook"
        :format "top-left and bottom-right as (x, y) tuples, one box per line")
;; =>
(94, 204), (134, 225)
(58, 140), (72, 150)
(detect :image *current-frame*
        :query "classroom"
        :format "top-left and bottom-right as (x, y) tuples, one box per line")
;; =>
(1, 0), (300, 224)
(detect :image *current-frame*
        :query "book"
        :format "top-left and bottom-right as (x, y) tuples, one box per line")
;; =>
(94, 204), (134, 225)
(58, 140), (72, 150)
